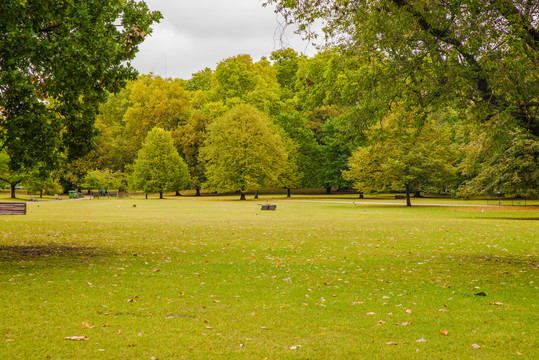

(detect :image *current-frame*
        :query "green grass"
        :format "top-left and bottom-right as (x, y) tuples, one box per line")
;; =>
(0, 196), (537, 359)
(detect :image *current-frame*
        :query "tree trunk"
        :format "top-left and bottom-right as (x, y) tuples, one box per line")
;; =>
(359, 192), (364, 199)
(195, 188), (201, 196)
(240, 191), (246, 200)
(145, 193), (148, 199)
(405, 184), (412, 207)
(254, 190), (259, 199)
(10, 183), (16, 199)
(175, 191), (181, 196)
(159, 192), (163, 199)
(40, 189), (43, 198)
(287, 188), (291, 198)
(325, 184), (331, 194)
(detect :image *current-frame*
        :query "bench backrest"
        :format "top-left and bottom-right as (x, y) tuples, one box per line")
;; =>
(0, 202), (27, 215)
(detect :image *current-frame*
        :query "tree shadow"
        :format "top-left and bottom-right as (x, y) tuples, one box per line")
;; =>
(0, 244), (112, 263)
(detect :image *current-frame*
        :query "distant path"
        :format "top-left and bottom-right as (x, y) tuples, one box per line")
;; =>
(284, 200), (496, 207)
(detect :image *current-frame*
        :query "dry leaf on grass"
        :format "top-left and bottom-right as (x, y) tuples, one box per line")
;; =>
(385, 342), (398, 345)
(490, 302), (504, 306)
(439, 330), (449, 335)
(395, 322), (410, 326)
(65, 336), (88, 341)
(82, 322), (90, 328)
(472, 344), (481, 349)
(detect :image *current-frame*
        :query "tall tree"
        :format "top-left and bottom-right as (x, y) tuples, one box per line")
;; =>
(123, 75), (191, 164)
(132, 128), (190, 199)
(201, 104), (288, 200)
(344, 108), (457, 206)
(0, 0), (162, 171)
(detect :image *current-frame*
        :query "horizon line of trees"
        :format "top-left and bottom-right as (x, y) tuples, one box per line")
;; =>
(1, 1), (537, 206)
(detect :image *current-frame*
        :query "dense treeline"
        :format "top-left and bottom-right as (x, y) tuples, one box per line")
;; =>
(65, 43), (538, 202)
(2, 0), (537, 204)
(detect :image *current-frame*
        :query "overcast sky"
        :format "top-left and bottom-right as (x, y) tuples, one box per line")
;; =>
(131, 0), (317, 80)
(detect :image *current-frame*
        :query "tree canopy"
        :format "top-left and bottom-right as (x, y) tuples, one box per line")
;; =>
(201, 104), (288, 200)
(0, 0), (162, 170)
(132, 128), (190, 199)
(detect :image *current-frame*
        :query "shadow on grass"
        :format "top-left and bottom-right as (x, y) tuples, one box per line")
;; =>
(473, 216), (539, 221)
(0, 244), (112, 263)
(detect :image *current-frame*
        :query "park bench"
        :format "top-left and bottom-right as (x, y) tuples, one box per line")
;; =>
(260, 204), (277, 211)
(0, 202), (27, 215)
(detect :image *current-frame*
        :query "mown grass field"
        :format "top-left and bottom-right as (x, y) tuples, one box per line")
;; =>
(0, 195), (537, 359)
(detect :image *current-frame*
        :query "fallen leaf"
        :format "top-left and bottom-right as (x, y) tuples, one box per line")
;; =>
(366, 312), (376, 315)
(385, 342), (398, 345)
(82, 322), (90, 328)
(65, 336), (88, 341)
(416, 339), (428, 343)
(439, 330), (449, 335)
(490, 302), (504, 306)
(474, 292), (487, 296)
(472, 344), (481, 349)
(395, 322), (410, 326)
(406, 309), (413, 314)
(378, 320), (386, 324)
(117, 329), (122, 335)
(289, 345), (301, 350)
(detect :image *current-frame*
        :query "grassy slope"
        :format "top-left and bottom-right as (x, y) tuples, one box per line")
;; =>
(0, 196), (537, 359)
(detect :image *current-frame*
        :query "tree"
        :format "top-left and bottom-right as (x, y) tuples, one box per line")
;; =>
(459, 125), (539, 198)
(23, 168), (61, 198)
(201, 104), (288, 200)
(0, 152), (26, 198)
(344, 109), (457, 206)
(132, 128), (190, 199)
(123, 75), (192, 165)
(0, 1), (162, 171)
(265, 0), (538, 196)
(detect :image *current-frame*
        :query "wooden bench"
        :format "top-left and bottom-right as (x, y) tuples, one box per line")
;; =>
(0, 202), (27, 215)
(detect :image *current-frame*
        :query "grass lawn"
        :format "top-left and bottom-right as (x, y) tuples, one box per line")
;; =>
(0, 195), (537, 359)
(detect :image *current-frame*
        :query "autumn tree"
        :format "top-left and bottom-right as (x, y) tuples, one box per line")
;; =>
(265, 0), (538, 195)
(123, 75), (191, 164)
(0, 0), (162, 171)
(132, 128), (190, 199)
(201, 104), (288, 200)
(344, 109), (457, 206)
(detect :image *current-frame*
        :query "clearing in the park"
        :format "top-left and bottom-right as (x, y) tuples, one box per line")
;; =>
(0, 195), (537, 359)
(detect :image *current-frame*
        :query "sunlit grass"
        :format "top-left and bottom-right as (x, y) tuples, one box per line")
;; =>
(0, 196), (537, 359)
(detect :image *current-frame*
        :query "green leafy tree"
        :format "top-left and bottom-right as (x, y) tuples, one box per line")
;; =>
(210, 55), (282, 115)
(344, 109), (457, 206)
(201, 104), (288, 200)
(0, 152), (26, 198)
(132, 128), (190, 199)
(273, 112), (325, 188)
(23, 168), (61, 198)
(0, 0), (162, 171)
(459, 125), (539, 198)
(123, 75), (192, 164)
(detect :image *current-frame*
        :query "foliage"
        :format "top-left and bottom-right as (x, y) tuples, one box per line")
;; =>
(0, 152), (26, 198)
(344, 109), (457, 205)
(459, 126), (539, 198)
(201, 104), (288, 199)
(132, 128), (190, 198)
(210, 55), (282, 115)
(123, 75), (192, 164)
(0, 0), (162, 170)
(23, 169), (62, 197)
(83, 169), (128, 192)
